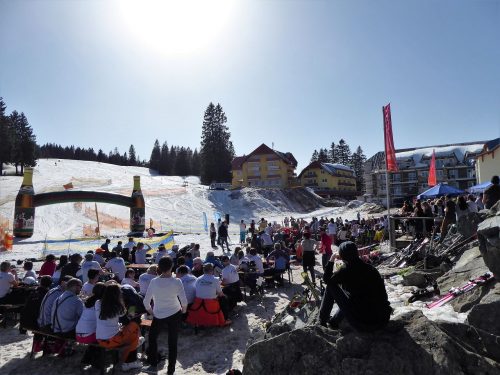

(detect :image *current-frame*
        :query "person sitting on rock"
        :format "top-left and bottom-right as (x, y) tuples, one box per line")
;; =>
(319, 241), (391, 331)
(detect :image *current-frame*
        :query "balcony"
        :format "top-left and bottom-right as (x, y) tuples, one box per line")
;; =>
(303, 172), (318, 178)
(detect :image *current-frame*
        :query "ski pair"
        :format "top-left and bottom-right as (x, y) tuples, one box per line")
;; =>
(426, 273), (494, 309)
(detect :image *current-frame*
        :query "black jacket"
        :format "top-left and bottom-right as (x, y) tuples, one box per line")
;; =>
(323, 259), (391, 324)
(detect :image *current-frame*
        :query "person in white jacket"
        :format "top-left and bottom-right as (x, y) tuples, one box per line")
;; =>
(143, 256), (187, 374)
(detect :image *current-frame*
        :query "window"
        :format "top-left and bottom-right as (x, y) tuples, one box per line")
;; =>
(267, 161), (280, 171)
(437, 170), (444, 178)
(420, 171), (428, 178)
(408, 172), (416, 180)
(448, 169), (457, 179)
(393, 174), (401, 182)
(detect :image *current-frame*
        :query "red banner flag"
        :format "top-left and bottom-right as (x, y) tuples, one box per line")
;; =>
(383, 104), (398, 172)
(428, 149), (437, 187)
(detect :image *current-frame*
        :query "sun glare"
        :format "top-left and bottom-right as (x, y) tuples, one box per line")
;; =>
(117, 0), (235, 56)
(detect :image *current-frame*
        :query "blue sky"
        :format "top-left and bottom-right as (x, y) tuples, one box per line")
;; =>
(0, 0), (498, 171)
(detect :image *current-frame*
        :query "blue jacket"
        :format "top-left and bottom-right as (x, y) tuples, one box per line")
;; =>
(51, 290), (83, 333)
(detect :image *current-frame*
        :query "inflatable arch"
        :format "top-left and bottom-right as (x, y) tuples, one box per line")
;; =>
(13, 168), (145, 238)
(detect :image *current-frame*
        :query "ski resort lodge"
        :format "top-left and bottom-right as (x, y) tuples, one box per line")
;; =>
(230, 144), (358, 198)
(363, 141), (487, 205)
(297, 161), (357, 198)
(231, 144), (298, 188)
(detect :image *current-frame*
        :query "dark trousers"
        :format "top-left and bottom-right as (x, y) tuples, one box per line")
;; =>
(147, 311), (182, 371)
(222, 282), (242, 310)
(210, 234), (216, 248)
(319, 283), (388, 332)
(302, 252), (316, 283)
(321, 253), (330, 271)
(219, 237), (230, 251)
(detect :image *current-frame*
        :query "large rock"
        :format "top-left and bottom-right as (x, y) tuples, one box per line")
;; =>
(242, 311), (500, 375)
(467, 283), (500, 336)
(477, 201), (500, 278)
(402, 268), (444, 287)
(436, 246), (493, 312)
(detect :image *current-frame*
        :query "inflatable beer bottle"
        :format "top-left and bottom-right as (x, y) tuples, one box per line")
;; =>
(13, 167), (35, 238)
(130, 176), (145, 234)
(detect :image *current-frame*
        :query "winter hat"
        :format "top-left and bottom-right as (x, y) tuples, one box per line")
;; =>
(338, 241), (359, 263)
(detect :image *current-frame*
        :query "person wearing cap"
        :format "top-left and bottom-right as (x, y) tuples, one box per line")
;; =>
(93, 249), (106, 266)
(155, 244), (168, 264)
(319, 241), (391, 331)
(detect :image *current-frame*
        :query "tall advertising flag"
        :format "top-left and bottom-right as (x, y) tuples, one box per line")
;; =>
(382, 104), (398, 172)
(428, 149), (437, 187)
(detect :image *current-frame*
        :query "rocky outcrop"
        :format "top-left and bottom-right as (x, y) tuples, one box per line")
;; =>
(243, 311), (500, 375)
(477, 201), (500, 278)
(436, 246), (494, 312)
(467, 283), (500, 336)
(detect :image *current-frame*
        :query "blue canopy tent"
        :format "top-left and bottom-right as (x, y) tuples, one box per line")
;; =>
(417, 183), (465, 199)
(467, 181), (492, 194)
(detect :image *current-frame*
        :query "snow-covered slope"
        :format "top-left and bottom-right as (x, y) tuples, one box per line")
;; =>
(0, 159), (368, 260)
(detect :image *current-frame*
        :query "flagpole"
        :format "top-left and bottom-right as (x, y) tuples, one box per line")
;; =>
(383, 106), (393, 250)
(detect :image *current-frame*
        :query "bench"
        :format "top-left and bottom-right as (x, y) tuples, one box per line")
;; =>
(26, 328), (122, 375)
(0, 304), (24, 328)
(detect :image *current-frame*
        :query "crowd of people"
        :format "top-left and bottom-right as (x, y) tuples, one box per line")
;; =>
(396, 175), (500, 240)
(0, 232), (300, 373)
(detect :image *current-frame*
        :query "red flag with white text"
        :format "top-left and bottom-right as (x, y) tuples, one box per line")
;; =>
(382, 104), (398, 172)
(428, 149), (437, 186)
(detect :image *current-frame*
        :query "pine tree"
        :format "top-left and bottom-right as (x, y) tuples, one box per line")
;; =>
(329, 142), (339, 163)
(128, 145), (137, 166)
(310, 150), (319, 163)
(318, 148), (329, 163)
(10, 111), (37, 174)
(350, 146), (367, 193)
(336, 139), (352, 166)
(149, 139), (161, 171)
(0, 98), (12, 175)
(175, 146), (191, 176)
(97, 149), (106, 162)
(158, 142), (169, 175)
(199, 102), (234, 184)
(169, 146), (177, 175)
(191, 148), (201, 176)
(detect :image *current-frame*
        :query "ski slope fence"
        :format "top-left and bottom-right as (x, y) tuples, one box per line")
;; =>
(41, 230), (175, 257)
